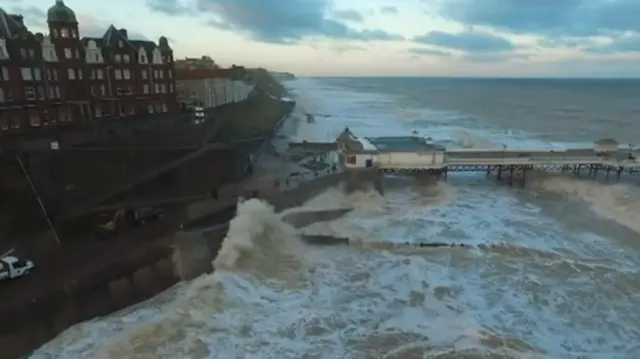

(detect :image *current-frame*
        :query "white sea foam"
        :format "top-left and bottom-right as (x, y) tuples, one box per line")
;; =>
(30, 77), (640, 359)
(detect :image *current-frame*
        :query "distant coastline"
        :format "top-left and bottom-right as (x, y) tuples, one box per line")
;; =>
(269, 71), (296, 81)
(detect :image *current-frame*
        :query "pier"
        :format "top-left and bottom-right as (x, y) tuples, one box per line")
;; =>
(334, 128), (640, 190)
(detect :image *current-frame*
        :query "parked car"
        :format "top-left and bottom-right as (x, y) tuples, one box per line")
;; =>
(0, 255), (35, 281)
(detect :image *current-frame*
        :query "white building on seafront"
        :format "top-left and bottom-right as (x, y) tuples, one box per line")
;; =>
(336, 127), (446, 170)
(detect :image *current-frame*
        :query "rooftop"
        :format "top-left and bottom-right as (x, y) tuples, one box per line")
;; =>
(366, 136), (445, 152)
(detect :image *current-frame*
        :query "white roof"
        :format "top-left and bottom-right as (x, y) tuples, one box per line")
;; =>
(357, 137), (377, 151)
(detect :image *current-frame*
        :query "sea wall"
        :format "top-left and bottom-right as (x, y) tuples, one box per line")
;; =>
(0, 170), (344, 359)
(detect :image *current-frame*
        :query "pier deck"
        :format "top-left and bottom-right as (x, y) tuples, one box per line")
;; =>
(334, 128), (640, 187)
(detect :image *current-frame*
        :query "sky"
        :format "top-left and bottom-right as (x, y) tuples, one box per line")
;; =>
(2, 0), (640, 77)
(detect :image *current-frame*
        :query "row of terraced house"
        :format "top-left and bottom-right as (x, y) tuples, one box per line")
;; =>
(0, 0), (179, 134)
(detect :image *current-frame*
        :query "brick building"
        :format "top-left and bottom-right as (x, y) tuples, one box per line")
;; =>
(0, 0), (178, 135)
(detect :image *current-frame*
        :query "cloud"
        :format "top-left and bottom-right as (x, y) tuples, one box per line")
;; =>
(11, 5), (46, 28)
(380, 6), (398, 14)
(146, 0), (194, 15)
(76, 14), (149, 40)
(331, 9), (363, 22)
(584, 34), (640, 54)
(413, 30), (514, 53)
(147, 0), (403, 44)
(436, 0), (640, 38)
(408, 47), (450, 57)
(330, 44), (367, 53)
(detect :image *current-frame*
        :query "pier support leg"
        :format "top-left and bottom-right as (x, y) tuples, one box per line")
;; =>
(486, 166), (491, 176)
(444, 167), (448, 181)
(606, 166), (611, 180)
(522, 166), (528, 187)
(497, 166), (502, 180)
(592, 165), (599, 179)
(576, 165), (582, 177)
(344, 169), (384, 195)
(508, 166), (514, 187)
(616, 166), (623, 181)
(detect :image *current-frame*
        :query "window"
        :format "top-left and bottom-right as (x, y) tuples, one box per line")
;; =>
(95, 106), (102, 118)
(77, 69), (82, 80)
(97, 69), (103, 79)
(153, 69), (159, 79)
(37, 86), (44, 99)
(162, 103), (167, 112)
(24, 87), (36, 100)
(0, 88), (4, 102)
(75, 49), (80, 59)
(143, 84), (149, 93)
(100, 85), (106, 95)
(140, 54), (147, 63)
(34, 68), (41, 81)
(0, 118), (7, 130)
(72, 29), (77, 38)
(67, 68), (75, 80)
(94, 53), (99, 62)
(115, 54), (121, 63)
(154, 83), (159, 93)
(90, 69), (95, 79)
(29, 110), (40, 127)
(1, 66), (8, 80)
(48, 87), (54, 99)
(119, 106), (125, 115)
(141, 70), (147, 79)
(20, 48), (27, 59)
(28, 49), (35, 59)
(116, 87), (126, 96)
(11, 116), (20, 128)
(123, 54), (130, 63)
(52, 29), (58, 38)
(118, 41), (123, 48)
(160, 84), (166, 93)
(128, 106), (134, 115)
(46, 69), (52, 81)
(115, 69), (121, 79)
(169, 83), (173, 93)
(91, 86), (96, 96)
(347, 156), (356, 164)
(21, 67), (32, 80)
(123, 68), (130, 79)
(61, 28), (69, 38)
(64, 48), (72, 59)
(55, 86), (60, 98)
(0, 47), (6, 58)
(59, 108), (66, 122)
(53, 69), (58, 81)
(168, 69), (172, 78)
(49, 49), (56, 60)
(159, 70), (164, 79)
(148, 104), (154, 113)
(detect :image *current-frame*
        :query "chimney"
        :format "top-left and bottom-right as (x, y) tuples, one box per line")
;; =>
(119, 28), (128, 39)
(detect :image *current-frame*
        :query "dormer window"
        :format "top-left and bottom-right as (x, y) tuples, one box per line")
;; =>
(61, 28), (69, 38)
(71, 29), (77, 38)
(118, 41), (123, 48)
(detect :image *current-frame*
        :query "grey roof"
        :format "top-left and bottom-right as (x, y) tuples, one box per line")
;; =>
(367, 136), (445, 152)
(0, 8), (24, 39)
(47, 0), (77, 24)
(81, 25), (168, 59)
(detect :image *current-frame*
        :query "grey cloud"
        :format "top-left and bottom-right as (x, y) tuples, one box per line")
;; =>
(146, 0), (193, 15)
(380, 6), (398, 14)
(331, 9), (363, 22)
(413, 30), (514, 53)
(146, 0), (403, 44)
(11, 6), (46, 28)
(584, 34), (640, 54)
(464, 52), (530, 63)
(331, 44), (367, 53)
(408, 47), (450, 57)
(436, 0), (640, 37)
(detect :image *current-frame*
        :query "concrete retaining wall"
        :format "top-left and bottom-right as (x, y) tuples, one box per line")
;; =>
(0, 172), (345, 358)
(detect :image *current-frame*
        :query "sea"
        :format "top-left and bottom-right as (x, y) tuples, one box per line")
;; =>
(30, 77), (640, 359)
